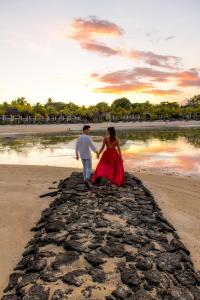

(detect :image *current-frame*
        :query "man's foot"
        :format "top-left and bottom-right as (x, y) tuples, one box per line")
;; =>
(85, 179), (93, 190)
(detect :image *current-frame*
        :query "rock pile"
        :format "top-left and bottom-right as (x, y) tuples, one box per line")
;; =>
(1, 172), (200, 299)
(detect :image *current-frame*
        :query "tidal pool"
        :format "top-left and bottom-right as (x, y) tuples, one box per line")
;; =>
(0, 128), (200, 176)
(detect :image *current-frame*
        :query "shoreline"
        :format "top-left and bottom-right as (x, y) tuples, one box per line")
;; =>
(0, 120), (200, 136)
(0, 164), (200, 295)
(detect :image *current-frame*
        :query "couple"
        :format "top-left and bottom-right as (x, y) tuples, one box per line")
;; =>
(75, 125), (124, 188)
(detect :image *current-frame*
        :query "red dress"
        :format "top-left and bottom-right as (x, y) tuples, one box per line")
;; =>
(92, 138), (125, 186)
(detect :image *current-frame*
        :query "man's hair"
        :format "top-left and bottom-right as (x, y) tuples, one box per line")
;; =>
(83, 125), (90, 131)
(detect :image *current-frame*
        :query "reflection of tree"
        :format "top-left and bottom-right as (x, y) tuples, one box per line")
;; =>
(0, 129), (200, 157)
(92, 128), (200, 148)
(0, 133), (78, 154)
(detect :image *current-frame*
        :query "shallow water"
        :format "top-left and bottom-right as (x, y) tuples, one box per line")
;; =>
(0, 128), (200, 176)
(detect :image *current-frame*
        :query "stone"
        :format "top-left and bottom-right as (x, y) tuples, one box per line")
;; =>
(51, 290), (65, 300)
(126, 288), (157, 299)
(111, 285), (132, 299)
(3, 272), (22, 293)
(1, 296), (19, 300)
(84, 253), (106, 267)
(62, 269), (86, 286)
(89, 269), (106, 283)
(170, 238), (190, 255)
(135, 256), (152, 271)
(64, 240), (84, 253)
(164, 287), (194, 300)
(45, 221), (65, 233)
(26, 258), (47, 272)
(17, 273), (39, 289)
(120, 267), (141, 288)
(51, 252), (79, 270)
(101, 242), (125, 257)
(175, 269), (198, 285)
(22, 284), (50, 300)
(156, 252), (181, 273)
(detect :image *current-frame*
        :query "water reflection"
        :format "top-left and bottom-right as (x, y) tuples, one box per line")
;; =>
(0, 129), (199, 176)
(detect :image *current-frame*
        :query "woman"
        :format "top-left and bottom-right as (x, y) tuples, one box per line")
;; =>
(92, 127), (125, 186)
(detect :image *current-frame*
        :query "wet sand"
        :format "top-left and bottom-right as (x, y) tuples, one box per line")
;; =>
(0, 165), (199, 296)
(0, 120), (200, 136)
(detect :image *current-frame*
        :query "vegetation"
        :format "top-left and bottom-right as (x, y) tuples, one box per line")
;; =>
(0, 95), (200, 124)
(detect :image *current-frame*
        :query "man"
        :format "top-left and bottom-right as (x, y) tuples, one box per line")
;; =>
(75, 125), (99, 187)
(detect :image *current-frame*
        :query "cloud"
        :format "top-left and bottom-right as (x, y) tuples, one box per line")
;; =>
(68, 16), (181, 69)
(166, 36), (174, 41)
(128, 50), (181, 69)
(79, 41), (120, 56)
(92, 67), (172, 84)
(175, 69), (200, 87)
(93, 82), (153, 93)
(141, 89), (181, 96)
(69, 16), (124, 41)
(92, 67), (200, 89)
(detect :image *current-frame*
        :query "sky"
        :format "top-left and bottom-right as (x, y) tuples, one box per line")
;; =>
(0, 0), (200, 106)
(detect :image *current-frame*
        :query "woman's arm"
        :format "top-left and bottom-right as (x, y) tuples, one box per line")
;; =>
(98, 137), (106, 156)
(116, 138), (122, 157)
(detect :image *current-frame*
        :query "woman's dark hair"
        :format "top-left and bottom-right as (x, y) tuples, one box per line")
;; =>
(107, 127), (116, 142)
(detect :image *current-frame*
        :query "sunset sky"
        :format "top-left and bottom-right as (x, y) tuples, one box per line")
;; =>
(0, 0), (200, 105)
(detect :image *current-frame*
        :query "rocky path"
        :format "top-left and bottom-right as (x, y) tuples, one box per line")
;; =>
(1, 172), (200, 300)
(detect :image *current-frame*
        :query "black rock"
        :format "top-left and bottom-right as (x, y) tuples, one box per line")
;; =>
(1, 295), (19, 300)
(26, 258), (47, 273)
(84, 253), (106, 267)
(40, 269), (58, 282)
(135, 256), (152, 271)
(17, 273), (39, 289)
(126, 288), (157, 299)
(190, 286), (200, 300)
(62, 269), (86, 286)
(51, 251), (79, 270)
(64, 240), (84, 253)
(45, 221), (65, 233)
(51, 290), (65, 300)
(145, 270), (170, 294)
(3, 272), (22, 293)
(156, 252), (181, 273)
(89, 269), (106, 283)
(22, 284), (50, 300)
(101, 243), (125, 257)
(164, 287), (194, 300)
(170, 238), (190, 255)
(111, 285), (132, 299)
(175, 269), (198, 286)
(120, 267), (141, 288)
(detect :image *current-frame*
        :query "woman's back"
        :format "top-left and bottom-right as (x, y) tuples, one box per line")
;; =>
(105, 136), (118, 149)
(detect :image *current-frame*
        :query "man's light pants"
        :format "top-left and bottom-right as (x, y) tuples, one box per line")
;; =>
(81, 158), (92, 181)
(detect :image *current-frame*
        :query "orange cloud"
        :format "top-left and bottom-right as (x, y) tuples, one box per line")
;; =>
(70, 16), (124, 41)
(68, 17), (181, 70)
(141, 89), (181, 96)
(91, 67), (200, 94)
(128, 50), (181, 69)
(175, 69), (200, 87)
(80, 41), (120, 56)
(93, 82), (153, 93)
(93, 68), (173, 84)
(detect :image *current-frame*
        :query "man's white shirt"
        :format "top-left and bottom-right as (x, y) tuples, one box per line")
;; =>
(76, 134), (97, 159)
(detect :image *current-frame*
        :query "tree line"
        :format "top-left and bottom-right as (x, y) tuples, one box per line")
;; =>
(0, 95), (200, 124)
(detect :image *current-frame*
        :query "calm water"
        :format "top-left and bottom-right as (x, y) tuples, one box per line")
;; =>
(0, 128), (200, 176)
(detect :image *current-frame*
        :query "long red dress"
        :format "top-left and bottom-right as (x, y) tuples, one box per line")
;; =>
(92, 138), (125, 186)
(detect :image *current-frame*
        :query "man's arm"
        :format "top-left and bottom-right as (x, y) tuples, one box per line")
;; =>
(89, 137), (99, 158)
(75, 138), (80, 160)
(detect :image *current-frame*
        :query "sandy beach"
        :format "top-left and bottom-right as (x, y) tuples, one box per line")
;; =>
(0, 165), (200, 296)
(1, 120), (200, 136)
